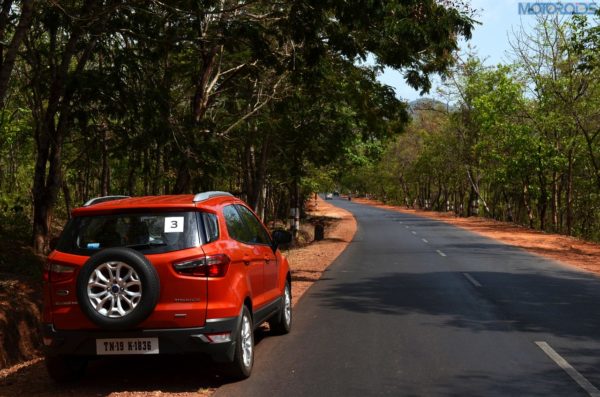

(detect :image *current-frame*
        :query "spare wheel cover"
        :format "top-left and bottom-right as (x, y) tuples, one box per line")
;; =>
(76, 247), (160, 330)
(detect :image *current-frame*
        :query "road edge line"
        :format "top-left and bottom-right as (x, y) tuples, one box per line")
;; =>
(535, 341), (600, 397)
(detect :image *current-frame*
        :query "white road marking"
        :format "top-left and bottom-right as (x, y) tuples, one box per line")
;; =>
(535, 341), (600, 397)
(463, 273), (482, 288)
(405, 226), (409, 229)
(436, 250), (447, 257)
(422, 238), (429, 244)
(411, 231), (417, 235)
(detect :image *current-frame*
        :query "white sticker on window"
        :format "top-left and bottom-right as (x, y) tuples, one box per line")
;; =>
(164, 217), (184, 233)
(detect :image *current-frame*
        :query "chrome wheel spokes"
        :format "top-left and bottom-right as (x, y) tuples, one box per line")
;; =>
(87, 261), (142, 318)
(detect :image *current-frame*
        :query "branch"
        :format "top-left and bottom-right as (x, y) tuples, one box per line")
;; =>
(219, 73), (288, 137)
(466, 167), (492, 215)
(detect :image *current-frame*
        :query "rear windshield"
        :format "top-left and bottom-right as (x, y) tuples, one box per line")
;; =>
(56, 211), (200, 255)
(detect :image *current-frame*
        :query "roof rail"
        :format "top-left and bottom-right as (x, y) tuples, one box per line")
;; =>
(83, 195), (131, 207)
(193, 191), (233, 203)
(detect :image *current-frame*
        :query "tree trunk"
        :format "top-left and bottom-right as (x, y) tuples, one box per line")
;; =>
(468, 186), (477, 217)
(100, 128), (110, 196)
(537, 153), (548, 231)
(0, 0), (35, 108)
(30, 4), (98, 253)
(290, 172), (300, 237)
(252, 137), (270, 213)
(566, 155), (574, 235)
(398, 174), (411, 208)
(503, 191), (513, 222)
(127, 150), (137, 196)
(244, 144), (255, 205)
(538, 181), (547, 231)
(551, 171), (558, 232)
(62, 180), (72, 220)
(32, 124), (51, 253)
(258, 184), (267, 221)
(32, 110), (69, 252)
(466, 168), (491, 216)
(173, 159), (191, 194)
(151, 144), (162, 195)
(192, 47), (219, 123)
(431, 179), (442, 211)
(522, 183), (535, 229)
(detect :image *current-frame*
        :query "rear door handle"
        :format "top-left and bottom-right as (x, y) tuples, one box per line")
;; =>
(243, 255), (251, 266)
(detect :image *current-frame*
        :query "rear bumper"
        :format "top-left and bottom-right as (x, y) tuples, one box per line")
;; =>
(43, 315), (241, 363)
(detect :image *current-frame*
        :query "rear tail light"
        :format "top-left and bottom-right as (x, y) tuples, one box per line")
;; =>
(204, 254), (230, 277)
(44, 261), (76, 282)
(173, 254), (230, 277)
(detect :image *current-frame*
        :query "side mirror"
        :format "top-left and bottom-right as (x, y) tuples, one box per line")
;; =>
(271, 230), (292, 251)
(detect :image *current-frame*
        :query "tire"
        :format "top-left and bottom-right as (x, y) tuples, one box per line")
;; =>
(226, 306), (254, 380)
(76, 247), (160, 330)
(269, 281), (292, 335)
(45, 355), (87, 383)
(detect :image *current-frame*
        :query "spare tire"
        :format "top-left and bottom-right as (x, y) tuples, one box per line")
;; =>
(76, 247), (160, 330)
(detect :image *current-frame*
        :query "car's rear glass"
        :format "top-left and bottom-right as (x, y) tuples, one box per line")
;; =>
(56, 211), (200, 255)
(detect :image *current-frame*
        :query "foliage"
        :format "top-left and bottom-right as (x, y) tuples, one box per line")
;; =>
(0, 0), (473, 253)
(348, 14), (600, 241)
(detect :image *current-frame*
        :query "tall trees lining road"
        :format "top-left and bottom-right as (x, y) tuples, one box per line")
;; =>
(347, 15), (600, 242)
(0, 0), (474, 253)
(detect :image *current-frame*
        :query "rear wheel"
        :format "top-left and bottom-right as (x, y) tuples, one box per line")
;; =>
(269, 281), (292, 335)
(226, 306), (254, 379)
(45, 355), (87, 383)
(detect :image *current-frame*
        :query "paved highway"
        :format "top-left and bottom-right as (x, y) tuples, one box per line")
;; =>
(217, 199), (600, 396)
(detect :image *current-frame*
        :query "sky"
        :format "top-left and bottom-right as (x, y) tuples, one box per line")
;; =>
(377, 0), (540, 102)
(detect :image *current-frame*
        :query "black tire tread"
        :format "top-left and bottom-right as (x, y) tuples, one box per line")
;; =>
(268, 281), (292, 335)
(225, 306), (253, 380)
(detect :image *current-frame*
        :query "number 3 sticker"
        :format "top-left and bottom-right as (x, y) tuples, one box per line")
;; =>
(164, 217), (184, 233)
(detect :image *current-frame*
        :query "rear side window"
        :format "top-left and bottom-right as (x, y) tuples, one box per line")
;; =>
(223, 205), (254, 243)
(57, 211), (200, 255)
(235, 205), (271, 245)
(201, 212), (219, 243)
(223, 204), (271, 245)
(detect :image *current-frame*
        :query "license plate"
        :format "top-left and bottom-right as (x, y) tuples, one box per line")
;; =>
(96, 338), (159, 355)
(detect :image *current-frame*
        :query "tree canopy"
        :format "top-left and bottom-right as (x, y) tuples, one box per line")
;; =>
(0, 0), (474, 252)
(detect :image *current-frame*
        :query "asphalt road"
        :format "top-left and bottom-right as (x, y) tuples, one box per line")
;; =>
(217, 199), (600, 397)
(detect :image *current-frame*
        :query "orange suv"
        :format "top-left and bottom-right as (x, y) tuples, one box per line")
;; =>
(43, 192), (292, 381)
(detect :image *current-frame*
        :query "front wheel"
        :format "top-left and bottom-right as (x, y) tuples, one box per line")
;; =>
(226, 306), (254, 379)
(269, 281), (292, 335)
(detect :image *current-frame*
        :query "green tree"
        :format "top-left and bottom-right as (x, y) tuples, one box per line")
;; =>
(0, 0), (475, 252)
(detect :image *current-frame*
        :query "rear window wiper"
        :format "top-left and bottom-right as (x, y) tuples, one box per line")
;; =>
(126, 242), (168, 249)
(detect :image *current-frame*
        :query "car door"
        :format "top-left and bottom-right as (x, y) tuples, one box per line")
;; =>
(222, 205), (266, 306)
(234, 205), (279, 304)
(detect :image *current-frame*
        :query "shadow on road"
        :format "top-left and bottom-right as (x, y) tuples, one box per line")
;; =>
(0, 328), (274, 396)
(311, 269), (600, 393)
(316, 270), (600, 339)
(428, 366), (589, 397)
